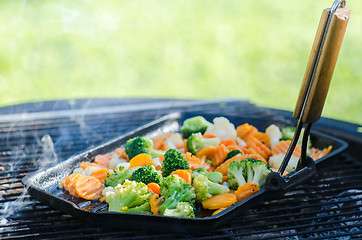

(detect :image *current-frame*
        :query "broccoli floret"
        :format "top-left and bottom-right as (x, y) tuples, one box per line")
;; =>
(163, 202), (195, 218)
(104, 166), (141, 187)
(191, 167), (223, 184)
(281, 126), (296, 141)
(159, 175), (196, 216)
(186, 133), (220, 155)
(226, 149), (243, 160)
(131, 165), (162, 185)
(180, 116), (212, 139)
(162, 149), (190, 177)
(244, 158), (272, 187)
(105, 180), (152, 214)
(227, 160), (247, 190)
(125, 136), (164, 160)
(281, 126), (312, 148)
(227, 158), (272, 190)
(192, 174), (229, 202)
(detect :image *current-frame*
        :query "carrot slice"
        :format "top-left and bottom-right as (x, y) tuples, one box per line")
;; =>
(211, 144), (229, 167)
(79, 162), (99, 170)
(196, 146), (217, 162)
(212, 208), (227, 216)
(202, 193), (237, 210)
(219, 139), (237, 146)
(75, 175), (104, 200)
(129, 153), (154, 168)
(309, 145), (332, 160)
(253, 132), (271, 149)
(236, 123), (258, 141)
(170, 169), (192, 185)
(150, 194), (163, 215)
(90, 168), (109, 184)
(203, 133), (217, 138)
(246, 136), (272, 160)
(272, 140), (301, 157)
(94, 153), (112, 168)
(147, 182), (161, 195)
(234, 182), (259, 201)
(62, 173), (82, 197)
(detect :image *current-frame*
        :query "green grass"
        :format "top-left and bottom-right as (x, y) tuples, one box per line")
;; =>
(0, 0), (361, 124)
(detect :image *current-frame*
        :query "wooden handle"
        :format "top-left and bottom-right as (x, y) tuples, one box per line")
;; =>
(293, 7), (351, 123)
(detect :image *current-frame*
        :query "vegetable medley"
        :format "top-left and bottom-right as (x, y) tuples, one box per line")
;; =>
(60, 116), (333, 218)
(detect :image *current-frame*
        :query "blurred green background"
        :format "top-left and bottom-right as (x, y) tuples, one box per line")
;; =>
(0, 0), (361, 124)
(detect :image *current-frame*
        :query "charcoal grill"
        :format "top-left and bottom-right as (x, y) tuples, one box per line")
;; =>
(0, 98), (361, 239)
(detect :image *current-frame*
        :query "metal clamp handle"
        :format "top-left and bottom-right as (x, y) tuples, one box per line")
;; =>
(278, 0), (350, 174)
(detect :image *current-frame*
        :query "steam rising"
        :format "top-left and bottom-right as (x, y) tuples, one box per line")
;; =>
(0, 127), (60, 234)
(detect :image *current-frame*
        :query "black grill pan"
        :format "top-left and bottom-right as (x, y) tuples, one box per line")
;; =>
(22, 112), (348, 233)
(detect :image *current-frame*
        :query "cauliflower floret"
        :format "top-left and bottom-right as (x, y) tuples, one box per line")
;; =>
(116, 161), (130, 171)
(164, 133), (183, 149)
(269, 154), (299, 173)
(266, 124), (282, 148)
(72, 167), (85, 175)
(205, 117), (237, 141)
(109, 153), (128, 170)
(102, 186), (115, 197)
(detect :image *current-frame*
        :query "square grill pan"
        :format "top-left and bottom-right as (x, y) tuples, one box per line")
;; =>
(22, 112), (348, 233)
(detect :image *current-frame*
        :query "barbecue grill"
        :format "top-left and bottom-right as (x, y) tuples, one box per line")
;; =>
(0, 98), (361, 239)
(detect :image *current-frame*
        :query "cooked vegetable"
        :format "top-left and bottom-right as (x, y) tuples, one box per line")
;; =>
(170, 169), (192, 185)
(227, 160), (247, 189)
(227, 158), (272, 189)
(269, 154), (299, 173)
(202, 193), (237, 210)
(75, 175), (104, 200)
(147, 182), (161, 195)
(149, 193), (162, 215)
(187, 132), (220, 155)
(246, 136), (272, 160)
(129, 153), (154, 168)
(234, 182), (259, 201)
(159, 175), (196, 216)
(162, 149), (190, 177)
(191, 167), (223, 184)
(131, 165), (162, 185)
(104, 166), (141, 187)
(192, 174), (229, 202)
(94, 153), (112, 168)
(163, 202), (195, 218)
(90, 168), (108, 184)
(236, 123), (258, 141)
(204, 117), (237, 141)
(125, 136), (164, 160)
(265, 124), (282, 148)
(281, 126), (312, 148)
(180, 116), (212, 139)
(105, 180), (152, 214)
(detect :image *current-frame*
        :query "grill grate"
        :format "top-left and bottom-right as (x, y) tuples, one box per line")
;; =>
(0, 99), (361, 239)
